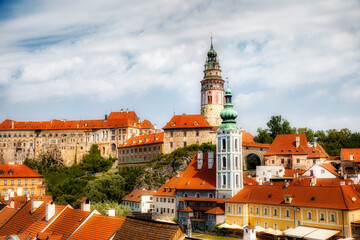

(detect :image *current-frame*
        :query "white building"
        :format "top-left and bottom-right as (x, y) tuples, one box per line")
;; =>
(121, 189), (155, 213)
(302, 162), (339, 179)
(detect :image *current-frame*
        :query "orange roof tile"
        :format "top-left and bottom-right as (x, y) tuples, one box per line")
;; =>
(113, 217), (184, 240)
(321, 163), (340, 176)
(163, 114), (212, 129)
(0, 111), (155, 131)
(264, 134), (328, 158)
(0, 195), (52, 210)
(122, 190), (156, 203)
(0, 164), (43, 178)
(341, 148), (360, 163)
(68, 214), (125, 240)
(140, 119), (154, 129)
(205, 207), (225, 215)
(243, 174), (258, 185)
(179, 197), (225, 204)
(118, 132), (164, 149)
(0, 207), (18, 228)
(242, 132), (255, 143)
(228, 183), (360, 210)
(42, 208), (91, 238)
(179, 206), (193, 212)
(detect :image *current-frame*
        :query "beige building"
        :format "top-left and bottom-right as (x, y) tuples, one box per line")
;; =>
(162, 114), (216, 154)
(0, 164), (45, 197)
(0, 110), (155, 166)
(264, 134), (328, 170)
(117, 132), (164, 168)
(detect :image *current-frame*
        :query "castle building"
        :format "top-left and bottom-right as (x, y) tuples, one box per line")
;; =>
(0, 110), (155, 166)
(117, 132), (164, 168)
(200, 38), (225, 127)
(216, 87), (244, 199)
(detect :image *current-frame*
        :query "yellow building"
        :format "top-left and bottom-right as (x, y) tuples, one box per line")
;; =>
(0, 164), (45, 197)
(225, 179), (360, 238)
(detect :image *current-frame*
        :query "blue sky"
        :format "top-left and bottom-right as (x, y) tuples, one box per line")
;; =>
(0, 0), (359, 135)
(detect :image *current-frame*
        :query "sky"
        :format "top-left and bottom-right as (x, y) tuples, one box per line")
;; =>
(0, 0), (359, 135)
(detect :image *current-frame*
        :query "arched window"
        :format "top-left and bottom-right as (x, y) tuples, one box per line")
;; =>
(235, 156), (238, 168)
(208, 193), (214, 198)
(235, 139), (238, 150)
(222, 157), (226, 168)
(236, 174), (239, 186)
(223, 175), (226, 185)
(195, 193), (200, 198)
(222, 139), (226, 151)
(183, 193), (188, 198)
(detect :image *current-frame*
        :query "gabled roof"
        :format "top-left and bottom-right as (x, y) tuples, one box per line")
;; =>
(113, 217), (185, 240)
(122, 190), (156, 203)
(140, 120), (154, 129)
(163, 114), (212, 129)
(0, 195), (52, 210)
(264, 134), (328, 158)
(205, 206), (225, 215)
(0, 111), (155, 131)
(0, 207), (18, 228)
(228, 182), (360, 210)
(68, 214), (125, 240)
(341, 148), (360, 162)
(303, 163), (339, 177)
(41, 208), (91, 238)
(118, 132), (164, 149)
(0, 164), (43, 178)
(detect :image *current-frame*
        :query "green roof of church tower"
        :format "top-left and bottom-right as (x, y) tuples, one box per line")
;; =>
(218, 85), (240, 131)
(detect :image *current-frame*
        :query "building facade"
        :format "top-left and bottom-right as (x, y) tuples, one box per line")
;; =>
(0, 164), (45, 197)
(121, 189), (156, 213)
(200, 38), (225, 127)
(0, 110), (155, 166)
(117, 132), (164, 168)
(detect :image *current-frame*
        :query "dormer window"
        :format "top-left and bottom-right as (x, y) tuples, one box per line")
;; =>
(171, 121), (175, 126)
(8, 170), (13, 176)
(0, 170), (4, 175)
(284, 195), (294, 204)
(194, 121), (198, 126)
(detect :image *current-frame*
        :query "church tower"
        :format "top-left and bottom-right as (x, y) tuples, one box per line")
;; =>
(200, 38), (225, 127)
(216, 86), (243, 199)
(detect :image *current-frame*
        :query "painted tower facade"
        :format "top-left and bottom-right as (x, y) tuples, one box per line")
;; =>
(216, 87), (243, 199)
(200, 38), (225, 127)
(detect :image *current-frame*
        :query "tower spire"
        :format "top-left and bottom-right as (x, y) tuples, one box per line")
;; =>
(210, 33), (213, 49)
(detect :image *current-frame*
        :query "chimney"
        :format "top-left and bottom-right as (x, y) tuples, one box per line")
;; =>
(27, 194), (30, 201)
(208, 151), (214, 169)
(296, 136), (300, 148)
(11, 121), (14, 129)
(350, 154), (354, 161)
(340, 181), (345, 186)
(81, 197), (91, 212)
(9, 190), (14, 198)
(197, 152), (203, 170)
(310, 176), (316, 186)
(106, 208), (115, 217)
(4, 194), (9, 201)
(126, 109), (128, 113)
(9, 200), (15, 208)
(45, 202), (55, 221)
(105, 114), (108, 122)
(120, 109), (123, 113)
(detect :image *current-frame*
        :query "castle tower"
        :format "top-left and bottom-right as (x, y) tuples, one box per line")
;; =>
(200, 38), (225, 127)
(216, 85), (243, 199)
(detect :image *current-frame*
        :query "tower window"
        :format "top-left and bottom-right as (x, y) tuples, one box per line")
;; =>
(223, 175), (226, 185)
(236, 174), (239, 186)
(222, 157), (226, 168)
(235, 156), (238, 168)
(207, 95), (212, 104)
(222, 139), (226, 151)
(235, 139), (238, 150)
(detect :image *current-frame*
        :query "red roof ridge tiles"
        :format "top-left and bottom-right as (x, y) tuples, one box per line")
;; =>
(0, 164), (43, 178)
(163, 114), (212, 129)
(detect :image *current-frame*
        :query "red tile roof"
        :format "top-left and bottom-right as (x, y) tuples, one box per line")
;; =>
(179, 198), (225, 204)
(205, 206), (225, 215)
(122, 189), (156, 203)
(140, 119), (154, 129)
(242, 132), (270, 148)
(179, 206), (193, 212)
(321, 163), (340, 176)
(264, 134), (328, 158)
(0, 195), (52, 210)
(0, 207), (17, 228)
(341, 148), (360, 163)
(163, 114), (212, 129)
(113, 217), (185, 240)
(118, 132), (164, 149)
(0, 111), (154, 131)
(0, 164), (43, 178)
(68, 214), (125, 240)
(42, 207), (91, 239)
(228, 183), (360, 210)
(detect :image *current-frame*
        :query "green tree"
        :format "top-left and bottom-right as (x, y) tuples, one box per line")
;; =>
(254, 128), (273, 144)
(85, 174), (126, 203)
(82, 145), (114, 172)
(267, 115), (294, 139)
(91, 201), (132, 217)
(297, 127), (315, 142)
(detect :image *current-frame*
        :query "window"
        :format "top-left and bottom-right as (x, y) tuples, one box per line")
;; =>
(227, 206), (231, 213)
(208, 193), (213, 198)
(238, 207), (241, 214)
(264, 222), (268, 229)
(172, 198), (174, 203)
(170, 142), (173, 148)
(18, 180), (21, 185)
(256, 208), (259, 214)
(168, 198), (170, 203)
(183, 142), (187, 147)
(31, 189), (34, 195)
(320, 213), (325, 221)
(170, 131), (173, 137)
(196, 131), (199, 137)
(274, 224), (277, 230)
(11, 180), (14, 185)
(297, 158), (300, 163)
(264, 208), (268, 215)
(24, 189), (28, 195)
(308, 212), (312, 220)
(3, 180), (7, 185)
(222, 157), (226, 168)
(25, 179), (28, 185)
(195, 193), (200, 198)
(156, 197), (158, 202)
(285, 209), (290, 217)
(235, 139), (238, 150)
(184, 131), (187, 137)
(184, 193), (188, 197)
(222, 139), (226, 150)
(236, 174), (239, 186)
(281, 158), (284, 164)
(330, 214), (335, 222)
(274, 209), (278, 216)
(321, 169), (325, 174)
(222, 175), (226, 185)
(235, 157), (238, 168)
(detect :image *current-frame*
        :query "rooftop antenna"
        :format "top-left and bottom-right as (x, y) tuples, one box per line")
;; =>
(173, 108), (176, 116)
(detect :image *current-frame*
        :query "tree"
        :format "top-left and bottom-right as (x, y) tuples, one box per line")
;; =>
(91, 201), (132, 217)
(297, 127), (315, 142)
(82, 145), (114, 172)
(267, 115), (294, 139)
(254, 128), (273, 144)
(85, 174), (126, 203)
